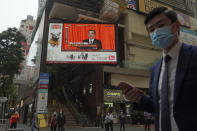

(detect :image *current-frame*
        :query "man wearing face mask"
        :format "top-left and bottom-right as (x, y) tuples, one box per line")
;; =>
(117, 7), (197, 131)
(57, 109), (66, 131)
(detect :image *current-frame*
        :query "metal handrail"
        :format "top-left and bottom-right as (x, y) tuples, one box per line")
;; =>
(0, 119), (9, 131)
(62, 87), (85, 124)
(56, 87), (81, 124)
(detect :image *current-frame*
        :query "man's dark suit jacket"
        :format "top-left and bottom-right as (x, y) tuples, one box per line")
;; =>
(82, 39), (102, 50)
(134, 43), (197, 131)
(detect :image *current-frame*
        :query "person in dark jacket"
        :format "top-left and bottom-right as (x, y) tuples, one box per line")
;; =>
(119, 110), (125, 131)
(118, 7), (197, 131)
(104, 112), (110, 131)
(144, 112), (151, 131)
(57, 109), (66, 131)
(31, 112), (40, 131)
(82, 30), (102, 50)
(50, 112), (58, 131)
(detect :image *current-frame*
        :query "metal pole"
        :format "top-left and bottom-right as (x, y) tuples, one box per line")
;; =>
(192, 1), (197, 18)
(5, 119), (8, 131)
(2, 103), (4, 119)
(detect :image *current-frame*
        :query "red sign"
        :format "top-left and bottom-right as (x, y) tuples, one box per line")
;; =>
(109, 56), (115, 60)
(51, 24), (61, 29)
(39, 84), (48, 89)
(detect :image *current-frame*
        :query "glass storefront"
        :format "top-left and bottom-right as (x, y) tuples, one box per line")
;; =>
(103, 89), (132, 124)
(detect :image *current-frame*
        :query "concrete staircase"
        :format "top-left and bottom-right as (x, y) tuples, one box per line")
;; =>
(48, 87), (91, 127)
(48, 102), (80, 127)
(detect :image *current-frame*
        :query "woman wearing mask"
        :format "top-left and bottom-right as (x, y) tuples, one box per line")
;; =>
(50, 112), (58, 131)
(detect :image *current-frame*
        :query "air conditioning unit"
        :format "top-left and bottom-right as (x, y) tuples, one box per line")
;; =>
(99, 0), (120, 22)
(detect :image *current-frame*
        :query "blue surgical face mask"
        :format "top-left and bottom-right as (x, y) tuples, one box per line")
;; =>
(150, 26), (175, 49)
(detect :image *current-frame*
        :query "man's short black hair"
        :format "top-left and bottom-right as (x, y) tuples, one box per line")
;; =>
(89, 30), (96, 34)
(144, 7), (178, 25)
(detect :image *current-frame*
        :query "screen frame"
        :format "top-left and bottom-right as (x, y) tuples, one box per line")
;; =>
(46, 22), (119, 64)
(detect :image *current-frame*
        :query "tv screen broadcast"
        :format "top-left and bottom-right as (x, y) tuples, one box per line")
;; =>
(47, 23), (117, 64)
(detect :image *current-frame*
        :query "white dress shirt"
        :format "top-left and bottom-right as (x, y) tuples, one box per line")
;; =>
(158, 42), (182, 131)
(89, 39), (94, 44)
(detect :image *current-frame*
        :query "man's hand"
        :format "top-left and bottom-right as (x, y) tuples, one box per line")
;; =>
(117, 82), (144, 102)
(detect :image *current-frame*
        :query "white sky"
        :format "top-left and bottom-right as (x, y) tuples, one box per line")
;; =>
(0, 0), (38, 33)
(1, 0), (39, 66)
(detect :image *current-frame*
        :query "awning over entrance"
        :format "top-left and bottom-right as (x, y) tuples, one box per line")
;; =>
(103, 66), (150, 88)
(49, 2), (107, 23)
(111, 73), (149, 88)
(49, 2), (78, 21)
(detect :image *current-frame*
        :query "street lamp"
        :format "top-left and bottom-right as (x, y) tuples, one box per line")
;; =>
(89, 83), (93, 94)
(83, 88), (86, 95)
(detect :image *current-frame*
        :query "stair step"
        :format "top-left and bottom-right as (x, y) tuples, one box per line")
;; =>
(48, 101), (81, 127)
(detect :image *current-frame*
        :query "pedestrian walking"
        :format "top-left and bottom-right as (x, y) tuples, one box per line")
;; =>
(119, 110), (125, 131)
(104, 112), (110, 131)
(144, 112), (151, 131)
(31, 112), (40, 131)
(50, 112), (57, 131)
(100, 112), (104, 128)
(109, 112), (114, 131)
(10, 111), (19, 129)
(50, 112), (58, 131)
(57, 109), (66, 131)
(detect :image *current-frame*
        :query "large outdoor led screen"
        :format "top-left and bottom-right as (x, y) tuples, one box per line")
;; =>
(47, 23), (117, 64)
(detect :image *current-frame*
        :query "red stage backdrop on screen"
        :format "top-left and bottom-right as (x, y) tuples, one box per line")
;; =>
(62, 24), (115, 51)
(47, 23), (117, 64)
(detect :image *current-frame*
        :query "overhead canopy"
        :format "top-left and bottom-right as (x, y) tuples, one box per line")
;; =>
(49, 2), (78, 21)
(49, 1), (107, 23)
(55, 0), (104, 14)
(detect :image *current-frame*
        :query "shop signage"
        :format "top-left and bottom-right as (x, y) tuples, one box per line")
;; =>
(104, 102), (114, 107)
(40, 73), (49, 80)
(180, 27), (197, 46)
(0, 97), (8, 103)
(107, 92), (121, 97)
(111, 0), (137, 11)
(104, 89), (124, 102)
(127, 0), (137, 11)
(176, 11), (191, 27)
(138, 0), (172, 14)
(39, 73), (49, 89)
(112, 0), (127, 9)
(37, 89), (48, 113)
(37, 72), (49, 113)
(37, 114), (48, 128)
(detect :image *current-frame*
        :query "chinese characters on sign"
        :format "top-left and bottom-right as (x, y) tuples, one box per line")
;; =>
(138, 0), (172, 14)
(37, 73), (49, 113)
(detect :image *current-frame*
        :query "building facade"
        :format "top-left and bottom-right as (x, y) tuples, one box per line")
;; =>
(19, 15), (36, 46)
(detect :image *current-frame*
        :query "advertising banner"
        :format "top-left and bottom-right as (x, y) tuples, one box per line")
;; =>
(176, 11), (191, 27)
(47, 23), (117, 64)
(0, 97), (8, 103)
(112, 0), (127, 9)
(127, 0), (137, 10)
(104, 89), (124, 102)
(180, 27), (197, 46)
(37, 89), (48, 113)
(39, 73), (49, 89)
(138, 0), (172, 14)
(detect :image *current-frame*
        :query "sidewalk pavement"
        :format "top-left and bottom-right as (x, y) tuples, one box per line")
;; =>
(16, 123), (154, 131)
